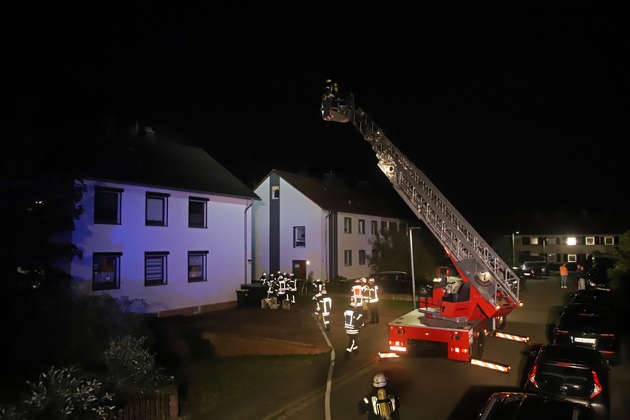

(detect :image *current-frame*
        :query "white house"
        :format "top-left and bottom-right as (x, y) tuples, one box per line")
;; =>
(70, 138), (259, 316)
(252, 169), (412, 282)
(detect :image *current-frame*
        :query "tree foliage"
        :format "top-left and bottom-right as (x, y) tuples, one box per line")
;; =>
(0, 336), (173, 420)
(368, 226), (444, 282)
(609, 230), (630, 331)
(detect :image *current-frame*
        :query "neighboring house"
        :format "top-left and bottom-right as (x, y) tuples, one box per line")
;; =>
(509, 232), (620, 269)
(70, 137), (259, 316)
(252, 169), (412, 282)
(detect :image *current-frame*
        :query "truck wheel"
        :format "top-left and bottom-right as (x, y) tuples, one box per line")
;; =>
(496, 316), (507, 331)
(471, 330), (485, 359)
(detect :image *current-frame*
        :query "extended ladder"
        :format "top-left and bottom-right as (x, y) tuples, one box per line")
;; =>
(322, 83), (522, 315)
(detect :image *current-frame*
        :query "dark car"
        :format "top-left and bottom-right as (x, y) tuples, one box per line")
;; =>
(519, 261), (548, 279)
(370, 271), (431, 295)
(524, 344), (612, 420)
(570, 289), (616, 306)
(552, 302), (621, 365)
(477, 391), (597, 420)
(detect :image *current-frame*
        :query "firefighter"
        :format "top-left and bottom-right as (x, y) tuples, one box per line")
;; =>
(287, 273), (297, 304)
(259, 272), (267, 285)
(351, 278), (366, 316)
(358, 372), (401, 420)
(276, 274), (287, 303)
(344, 304), (364, 357)
(313, 279), (331, 329)
(266, 273), (276, 300)
(367, 277), (380, 324)
(313, 279), (325, 314)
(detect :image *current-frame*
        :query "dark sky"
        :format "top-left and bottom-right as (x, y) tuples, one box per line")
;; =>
(4, 2), (630, 233)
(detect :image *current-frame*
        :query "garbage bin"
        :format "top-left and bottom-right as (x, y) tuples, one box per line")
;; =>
(236, 289), (249, 308)
(241, 283), (267, 306)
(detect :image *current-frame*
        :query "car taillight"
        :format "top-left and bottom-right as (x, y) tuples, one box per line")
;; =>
(590, 370), (602, 399)
(528, 364), (539, 387)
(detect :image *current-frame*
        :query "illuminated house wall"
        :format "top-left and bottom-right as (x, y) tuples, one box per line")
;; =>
(252, 170), (411, 282)
(69, 138), (259, 316)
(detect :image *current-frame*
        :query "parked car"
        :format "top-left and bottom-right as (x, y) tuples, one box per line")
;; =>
(524, 344), (612, 420)
(570, 289), (616, 306)
(370, 271), (431, 295)
(477, 391), (597, 420)
(519, 261), (548, 279)
(552, 302), (621, 365)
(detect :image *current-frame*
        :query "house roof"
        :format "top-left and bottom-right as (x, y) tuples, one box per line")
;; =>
(265, 169), (413, 220)
(79, 138), (259, 200)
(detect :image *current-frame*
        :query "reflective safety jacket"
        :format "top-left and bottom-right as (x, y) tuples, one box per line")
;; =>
(344, 308), (363, 335)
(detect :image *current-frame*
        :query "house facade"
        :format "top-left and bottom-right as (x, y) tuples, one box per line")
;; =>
(511, 232), (620, 269)
(70, 138), (259, 316)
(252, 170), (412, 282)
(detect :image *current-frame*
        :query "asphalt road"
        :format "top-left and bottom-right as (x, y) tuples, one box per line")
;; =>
(265, 276), (630, 420)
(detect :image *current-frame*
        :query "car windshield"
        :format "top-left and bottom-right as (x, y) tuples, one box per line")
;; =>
(535, 363), (594, 399)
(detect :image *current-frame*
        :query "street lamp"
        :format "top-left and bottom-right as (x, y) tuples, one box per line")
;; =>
(409, 226), (422, 308)
(511, 231), (519, 268)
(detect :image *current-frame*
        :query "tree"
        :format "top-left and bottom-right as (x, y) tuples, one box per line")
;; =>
(609, 230), (630, 333)
(368, 226), (444, 282)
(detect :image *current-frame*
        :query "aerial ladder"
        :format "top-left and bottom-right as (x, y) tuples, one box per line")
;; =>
(321, 80), (527, 372)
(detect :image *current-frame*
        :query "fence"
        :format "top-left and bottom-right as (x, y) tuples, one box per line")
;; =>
(107, 393), (178, 420)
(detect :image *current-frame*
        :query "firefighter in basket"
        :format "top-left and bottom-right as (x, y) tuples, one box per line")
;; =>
(358, 372), (401, 420)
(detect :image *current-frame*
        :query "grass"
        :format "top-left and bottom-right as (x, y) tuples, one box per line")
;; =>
(178, 353), (330, 418)
(167, 293), (413, 418)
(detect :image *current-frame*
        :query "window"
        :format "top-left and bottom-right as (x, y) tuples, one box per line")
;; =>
(381, 221), (387, 233)
(145, 252), (168, 286)
(567, 237), (577, 246)
(272, 185), (280, 199)
(359, 249), (366, 265)
(344, 217), (352, 233)
(371, 220), (377, 235)
(94, 187), (122, 224)
(358, 219), (365, 234)
(344, 250), (352, 266)
(93, 253), (121, 290)
(146, 193), (169, 226)
(585, 237), (595, 245)
(189, 197), (208, 228)
(294, 226), (306, 247)
(604, 237), (614, 245)
(568, 254), (577, 263)
(188, 251), (208, 282)
(548, 253), (557, 262)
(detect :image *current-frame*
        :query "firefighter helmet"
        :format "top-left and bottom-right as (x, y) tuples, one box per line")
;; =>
(372, 372), (388, 388)
(368, 277), (375, 283)
(360, 277), (367, 284)
(315, 278), (322, 283)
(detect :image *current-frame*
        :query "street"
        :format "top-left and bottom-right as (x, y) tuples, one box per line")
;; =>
(266, 276), (630, 419)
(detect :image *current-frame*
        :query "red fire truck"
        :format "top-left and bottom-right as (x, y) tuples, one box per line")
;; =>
(321, 80), (528, 373)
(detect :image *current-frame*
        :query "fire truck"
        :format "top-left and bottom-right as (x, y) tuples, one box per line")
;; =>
(321, 80), (528, 373)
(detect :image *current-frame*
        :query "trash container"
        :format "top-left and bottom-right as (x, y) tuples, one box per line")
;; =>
(240, 283), (267, 306)
(236, 289), (249, 308)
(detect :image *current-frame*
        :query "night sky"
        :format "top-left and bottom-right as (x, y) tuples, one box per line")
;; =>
(5, 2), (630, 233)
